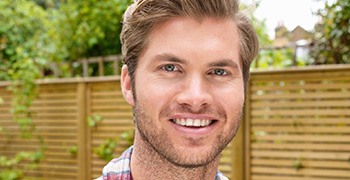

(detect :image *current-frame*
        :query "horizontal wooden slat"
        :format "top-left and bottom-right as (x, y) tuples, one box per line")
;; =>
(252, 159), (350, 169)
(0, 144), (78, 151)
(252, 125), (350, 133)
(32, 99), (77, 104)
(251, 100), (350, 108)
(253, 134), (350, 143)
(24, 170), (77, 178)
(34, 113), (77, 117)
(251, 174), (348, 180)
(37, 92), (76, 98)
(0, 138), (77, 144)
(252, 166), (350, 178)
(251, 81), (350, 91)
(252, 150), (350, 160)
(91, 112), (133, 117)
(252, 92), (350, 100)
(252, 109), (350, 116)
(4, 126), (77, 131)
(92, 99), (127, 104)
(250, 68), (350, 80)
(30, 106), (77, 111)
(251, 142), (350, 151)
(252, 118), (350, 125)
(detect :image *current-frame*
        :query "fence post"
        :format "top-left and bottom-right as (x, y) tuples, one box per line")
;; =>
(293, 44), (298, 66)
(231, 123), (244, 180)
(77, 82), (89, 179)
(244, 80), (252, 180)
(113, 56), (120, 75)
(86, 82), (93, 179)
(98, 57), (104, 76)
(83, 59), (89, 77)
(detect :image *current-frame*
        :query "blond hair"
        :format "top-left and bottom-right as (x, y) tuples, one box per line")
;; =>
(121, 0), (259, 85)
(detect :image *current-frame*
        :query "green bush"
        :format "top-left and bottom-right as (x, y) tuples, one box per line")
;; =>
(310, 0), (350, 64)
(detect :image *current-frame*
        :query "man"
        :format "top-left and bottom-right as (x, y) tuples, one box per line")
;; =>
(98, 0), (258, 179)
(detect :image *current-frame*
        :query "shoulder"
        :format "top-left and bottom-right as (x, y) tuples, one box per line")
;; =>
(215, 171), (229, 180)
(95, 146), (134, 180)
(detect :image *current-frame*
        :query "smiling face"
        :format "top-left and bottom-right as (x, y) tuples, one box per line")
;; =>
(121, 17), (244, 167)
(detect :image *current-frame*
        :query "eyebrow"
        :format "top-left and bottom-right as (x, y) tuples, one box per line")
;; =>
(153, 53), (240, 71)
(208, 59), (240, 71)
(153, 53), (188, 64)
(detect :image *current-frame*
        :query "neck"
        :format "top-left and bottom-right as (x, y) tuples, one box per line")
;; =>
(130, 132), (220, 180)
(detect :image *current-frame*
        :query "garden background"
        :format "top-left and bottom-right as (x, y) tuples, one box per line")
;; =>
(0, 0), (349, 179)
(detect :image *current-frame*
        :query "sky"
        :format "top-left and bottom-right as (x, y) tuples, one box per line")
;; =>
(241, 0), (335, 38)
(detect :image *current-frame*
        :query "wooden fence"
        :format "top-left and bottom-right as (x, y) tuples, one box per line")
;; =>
(244, 65), (350, 180)
(1, 65), (350, 179)
(0, 77), (239, 179)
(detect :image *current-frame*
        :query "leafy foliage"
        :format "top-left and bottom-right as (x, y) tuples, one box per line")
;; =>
(93, 130), (134, 161)
(0, 0), (46, 136)
(87, 114), (103, 128)
(47, 0), (132, 76)
(1, 0), (132, 79)
(0, 1), (48, 177)
(1, 0), (132, 178)
(241, 1), (272, 47)
(0, 0), (51, 80)
(255, 48), (296, 68)
(0, 150), (45, 180)
(94, 138), (118, 161)
(310, 0), (350, 64)
(0, 0), (51, 137)
(292, 157), (305, 171)
(68, 145), (78, 157)
(87, 114), (134, 161)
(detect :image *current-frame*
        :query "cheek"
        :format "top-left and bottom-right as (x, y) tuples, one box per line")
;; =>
(222, 90), (244, 131)
(225, 97), (244, 115)
(135, 80), (174, 112)
(219, 85), (245, 113)
(220, 82), (245, 99)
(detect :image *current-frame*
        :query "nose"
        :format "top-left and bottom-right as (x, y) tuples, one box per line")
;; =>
(176, 74), (213, 112)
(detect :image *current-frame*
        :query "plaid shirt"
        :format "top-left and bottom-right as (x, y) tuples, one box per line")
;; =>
(96, 146), (229, 180)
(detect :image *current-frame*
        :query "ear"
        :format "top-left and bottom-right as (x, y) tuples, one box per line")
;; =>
(121, 65), (135, 106)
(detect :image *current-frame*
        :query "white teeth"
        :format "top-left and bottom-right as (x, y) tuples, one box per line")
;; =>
(186, 119), (193, 126)
(180, 119), (186, 126)
(201, 120), (207, 126)
(173, 118), (212, 127)
(193, 119), (201, 127)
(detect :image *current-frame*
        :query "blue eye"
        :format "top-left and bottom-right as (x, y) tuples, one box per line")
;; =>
(163, 64), (176, 72)
(213, 69), (227, 76)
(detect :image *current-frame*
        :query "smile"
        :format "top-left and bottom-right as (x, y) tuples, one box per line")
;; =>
(171, 118), (214, 127)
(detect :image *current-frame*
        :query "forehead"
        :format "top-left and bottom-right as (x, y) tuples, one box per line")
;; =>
(139, 16), (241, 67)
(149, 16), (239, 44)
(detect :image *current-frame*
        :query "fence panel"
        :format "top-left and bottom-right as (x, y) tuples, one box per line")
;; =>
(245, 65), (350, 180)
(1, 64), (350, 179)
(0, 82), (80, 179)
(88, 80), (134, 179)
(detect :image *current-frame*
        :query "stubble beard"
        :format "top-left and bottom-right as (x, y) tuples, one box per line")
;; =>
(133, 103), (242, 169)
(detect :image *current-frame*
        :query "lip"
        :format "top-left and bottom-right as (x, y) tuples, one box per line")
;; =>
(171, 114), (218, 121)
(168, 114), (218, 137)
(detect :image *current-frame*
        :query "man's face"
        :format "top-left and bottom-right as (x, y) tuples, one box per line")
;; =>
(122, 17), (244, 167)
